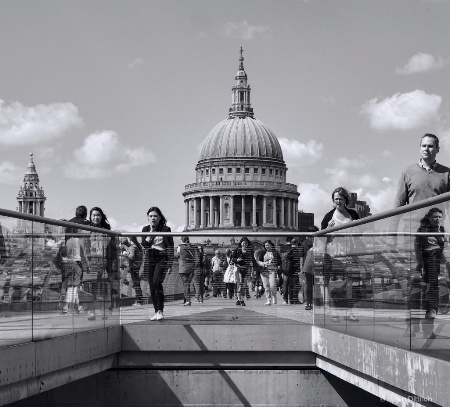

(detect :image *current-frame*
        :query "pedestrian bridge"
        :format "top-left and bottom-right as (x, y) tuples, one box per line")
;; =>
(1, 193), (450, 406)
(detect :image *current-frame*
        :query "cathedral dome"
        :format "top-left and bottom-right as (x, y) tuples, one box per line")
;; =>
(199, 116), (284, 163)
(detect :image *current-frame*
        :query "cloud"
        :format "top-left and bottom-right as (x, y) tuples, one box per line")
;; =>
(64, 130), (157, 179)
(0, 99), (83, 145)
(128, 58), (145, 70)
(364, 184), (398, 214)
(396, 52), (446, 74)
(0, 161), (23, 185)
(278, 138), (323, 168)
(323, 155), (378, 190)
(382, 177), (392, 182)
(222, 20), (272, 40)
(360, 90), (442, 131)
(438, 128), (450, 151)
(381, 150), (393, 158)
(297, 183), (330, 221)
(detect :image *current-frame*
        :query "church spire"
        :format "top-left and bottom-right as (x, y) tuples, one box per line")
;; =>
(17, 152), (46, 216)
(229, 47), (254, 118)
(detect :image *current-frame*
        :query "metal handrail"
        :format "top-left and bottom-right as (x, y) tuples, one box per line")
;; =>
(1, 190), (449, 238)
(315, 190), (450, 236)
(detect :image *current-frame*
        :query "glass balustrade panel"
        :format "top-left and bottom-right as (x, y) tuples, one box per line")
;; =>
(0, 215), (33, 347)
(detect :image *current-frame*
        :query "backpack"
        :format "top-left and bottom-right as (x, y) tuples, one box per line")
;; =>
(281, 251), (292, 276)
(179, 244), (200, 274)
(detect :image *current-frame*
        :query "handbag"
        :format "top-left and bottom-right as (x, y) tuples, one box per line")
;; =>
(223, 264), (237, 284)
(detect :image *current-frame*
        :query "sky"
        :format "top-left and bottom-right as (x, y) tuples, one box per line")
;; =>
(1, 0), (450, 232)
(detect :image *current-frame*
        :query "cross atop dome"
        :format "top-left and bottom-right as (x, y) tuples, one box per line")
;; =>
(229, 47), (254, 118)
(239, 46), (244, 70)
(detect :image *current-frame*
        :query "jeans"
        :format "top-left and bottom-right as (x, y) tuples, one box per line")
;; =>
(282, 274), (294, 303)
(180, 273), (193, 302)
(148, 257), (167, 313)
(260, 270), (277, 300)
(422, 250), (441, 312)
(193, 271), (205, 301)
(129, 268), (143, 304)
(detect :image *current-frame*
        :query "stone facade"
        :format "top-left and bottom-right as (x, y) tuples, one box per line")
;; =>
(16, 153), (46, 217)
(183, 49), (299, 231)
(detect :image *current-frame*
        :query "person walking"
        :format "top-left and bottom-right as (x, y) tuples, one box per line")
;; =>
(230, 237), (256, 306)
(141, 207), (174, 321)
(86, 207), (118, 321)
(256, 240), (282, 306)
(177, 236), (199, 306)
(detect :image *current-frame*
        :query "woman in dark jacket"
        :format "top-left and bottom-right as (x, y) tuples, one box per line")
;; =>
(230, 237), (256, 306)
(86, 206), (118, 321)
(141, 207), (174, 321)
(321, 187), (360, 322)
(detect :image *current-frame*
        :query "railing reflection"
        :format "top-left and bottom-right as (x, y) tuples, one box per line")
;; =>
(2, 192), (450, 359)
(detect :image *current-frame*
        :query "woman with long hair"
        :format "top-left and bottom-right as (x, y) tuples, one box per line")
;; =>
(230, 237), (256, 306)
(415, 207), (446, 321)
(141, 207), (174, 321)
(87, 207), (118, 321)
(256, 240), (282, 305)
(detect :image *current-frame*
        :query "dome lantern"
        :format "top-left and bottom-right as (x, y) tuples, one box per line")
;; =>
(229, 47), (254, 119)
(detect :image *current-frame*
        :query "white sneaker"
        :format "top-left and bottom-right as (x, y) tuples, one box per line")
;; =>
(156, 311), (164, 321)
(150, 313), (158, 321)
(264, 300), (271, 306)
(283, 301), (288, 305)
(273, 298), (277, 304)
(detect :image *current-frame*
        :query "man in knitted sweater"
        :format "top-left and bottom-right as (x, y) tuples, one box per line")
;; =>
(395, 134), (450, 207)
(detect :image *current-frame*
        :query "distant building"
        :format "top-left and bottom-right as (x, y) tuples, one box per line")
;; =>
(183, 49), (299, 231)
(298, 212), (314, 232)
(16, 153), (46, 217)
(348, 192), (371, 218)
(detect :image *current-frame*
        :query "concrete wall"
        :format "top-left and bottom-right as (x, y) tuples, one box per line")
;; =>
(10, 369), (392, 407)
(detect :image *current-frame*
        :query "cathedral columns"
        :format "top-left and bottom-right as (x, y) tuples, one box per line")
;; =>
(294, 200), (298, 229)
(200, 196), (205, 228)
(219, 196), (224, 226)
(241, 196), (245, 227)
(272, 198), (277, 228)
(252, 195), (257, 227)
(280, 198), (285, 228)
(287, 199), (292, 229)
(209, 196), (214, 227)
(194, 198), (198, 228)
(230, 196), (235, 227)
(185, 200), (189, 229)
(263, 196), (267, 226)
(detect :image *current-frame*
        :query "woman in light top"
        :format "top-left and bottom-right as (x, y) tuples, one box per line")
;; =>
(255, 240), (282, 306)
(321, 187), (360, 322)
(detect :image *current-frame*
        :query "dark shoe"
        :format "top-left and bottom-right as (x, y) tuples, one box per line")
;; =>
(236, 300), (241, 306)
(305, 304), (312, 310)
(205, 293), (210, 297)
(240, 301), (246, 306)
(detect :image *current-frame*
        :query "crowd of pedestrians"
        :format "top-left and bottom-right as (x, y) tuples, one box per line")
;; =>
(46, 133), (450, 326)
